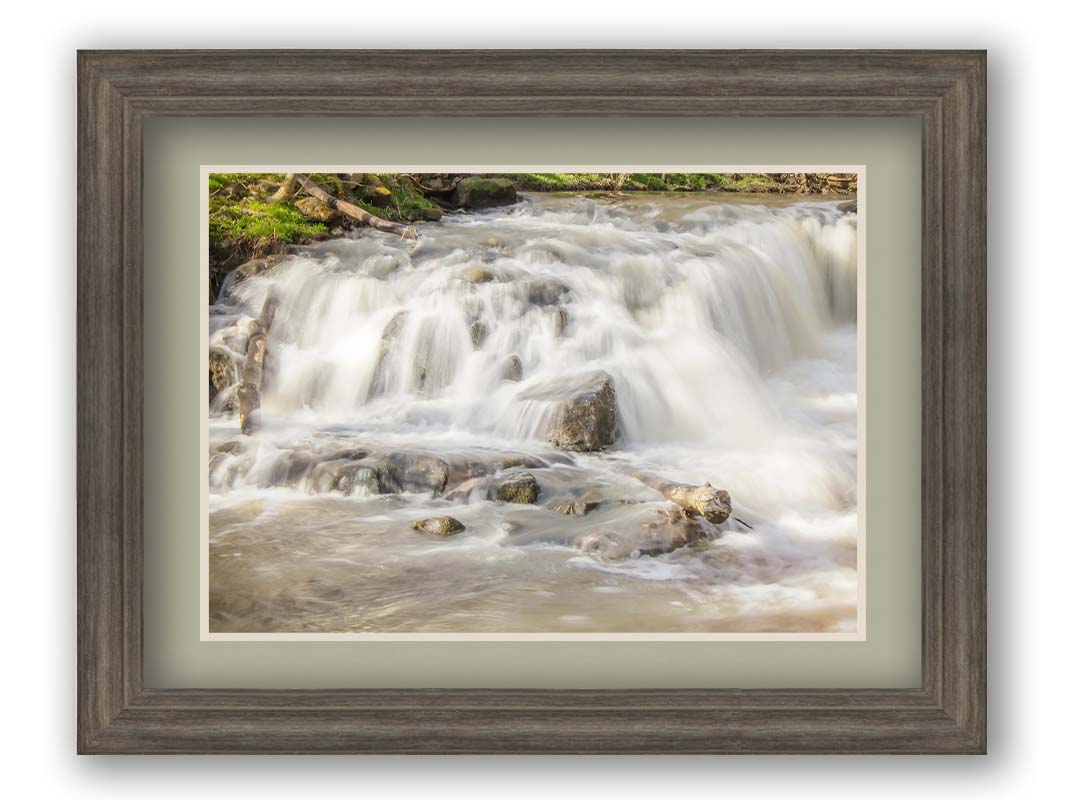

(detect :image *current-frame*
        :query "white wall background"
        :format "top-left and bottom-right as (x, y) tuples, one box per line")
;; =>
(0, 1), (1057, 795)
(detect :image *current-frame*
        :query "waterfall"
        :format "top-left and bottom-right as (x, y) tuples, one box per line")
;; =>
(209, 193), (859, 634)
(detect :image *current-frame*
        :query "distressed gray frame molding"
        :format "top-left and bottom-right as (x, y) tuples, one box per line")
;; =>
(77, 50), (986, 754)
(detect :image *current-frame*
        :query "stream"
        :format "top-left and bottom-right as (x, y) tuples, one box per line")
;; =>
(208, 192), (859, 634)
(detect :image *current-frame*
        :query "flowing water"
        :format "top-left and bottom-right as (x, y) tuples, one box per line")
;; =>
(208, 192), (859, 634)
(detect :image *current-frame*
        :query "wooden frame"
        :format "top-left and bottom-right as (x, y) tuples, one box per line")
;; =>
(77, 49), (986, 754)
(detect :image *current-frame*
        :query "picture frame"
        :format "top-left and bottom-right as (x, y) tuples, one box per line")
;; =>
(77, 49), (986, 754)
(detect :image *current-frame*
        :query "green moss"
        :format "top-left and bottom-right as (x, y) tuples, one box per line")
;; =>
(208, 173), (332, 269)
(209, 198), (327, 245)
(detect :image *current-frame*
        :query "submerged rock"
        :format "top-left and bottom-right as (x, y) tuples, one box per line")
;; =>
(522, 371), (618, 452)
(337, 465), (384, 496)
(307, 457), (376, 495)
(577, 507), (713, 559)
(553, 499), (602, 516)
(501, 354), (523, 382)
(526, 279), (571, 307)
(469, 320), (489, 348)
(444, 476), (487, 502)
(452, 177), (517, 210)
(499, 454), (550, 470)
(460, 266), (496, 284)
(837, 199), (858, 214)
(380, 453), (450, 497)
(412, 516), (466, 537)
(369, 311), (408, 398)
(408, 205), (443, 222)
(267, 450), (318, 488)
(553, 307), (568, 337)
(491, 471), (540, 504)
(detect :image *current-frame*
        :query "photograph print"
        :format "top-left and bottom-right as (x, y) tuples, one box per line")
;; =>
(205, 170), (861, 637)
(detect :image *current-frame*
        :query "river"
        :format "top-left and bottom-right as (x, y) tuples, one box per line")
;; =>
(208, 191), (859, 634)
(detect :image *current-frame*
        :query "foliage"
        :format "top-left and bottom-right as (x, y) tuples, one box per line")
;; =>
(498, 172), (787, 193)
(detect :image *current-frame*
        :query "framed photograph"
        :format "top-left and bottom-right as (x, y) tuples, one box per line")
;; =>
(77, 50), (986, 753)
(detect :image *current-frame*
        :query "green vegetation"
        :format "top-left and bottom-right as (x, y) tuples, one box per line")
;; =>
(209, 173), (330, 268)
(209, 199), (327, 248)
(499, 172), (795, 193)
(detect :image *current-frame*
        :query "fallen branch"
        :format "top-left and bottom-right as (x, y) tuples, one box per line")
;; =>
(294, 174), (417, 239)
(625, 470), (732, 524)
(237, 294), (279, 436)
(268, 173), (299, 203)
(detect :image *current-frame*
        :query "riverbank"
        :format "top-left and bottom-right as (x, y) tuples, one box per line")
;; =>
(208, 172), (858, 293)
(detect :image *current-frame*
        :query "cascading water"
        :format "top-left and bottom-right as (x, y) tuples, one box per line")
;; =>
(208, 192), (859, 634)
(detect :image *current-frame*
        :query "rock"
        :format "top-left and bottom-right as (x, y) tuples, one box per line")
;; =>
(409, 206), (443, 222)
(208, 348), (237, 401)
(491, 471), (540, 504)
(306, 454), (372, 494)
(469, 320), (489, 348)
(444, 476), (487, 502)
(522, 371), (618, 452)
(412, 516), (466, 537)
(295, 196), (342, 223)
(267, 450), (317, 488)
(364, 254), (404, 279)
(337, 465), (384, 496)
(637, 506), (708, 554)
(499, 454), (550, 470)
(837, 199), (858, 213)
(460, 266), (496, 284)
(369, 312), (408, 398)
(452, 177), (518, 210)
(232, 255), (283, 284)
(501, 354), (523, 382)
(213, 440), (246, 456)
(553, 308), (568, 337)
(353, 173), (393, 205)
(576, 530), (634, 559)
(380, 453), (450, 496)
(553, 499), (602, 516)
(577, 507), (711, 559)
(526, 279), (571, 307)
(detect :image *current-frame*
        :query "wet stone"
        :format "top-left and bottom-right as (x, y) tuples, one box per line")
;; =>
(412, 516), (466, 537)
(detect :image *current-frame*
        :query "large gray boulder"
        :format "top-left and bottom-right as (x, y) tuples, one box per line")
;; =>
(522, 371), (619, 452)
(453, 177), (517, 210)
